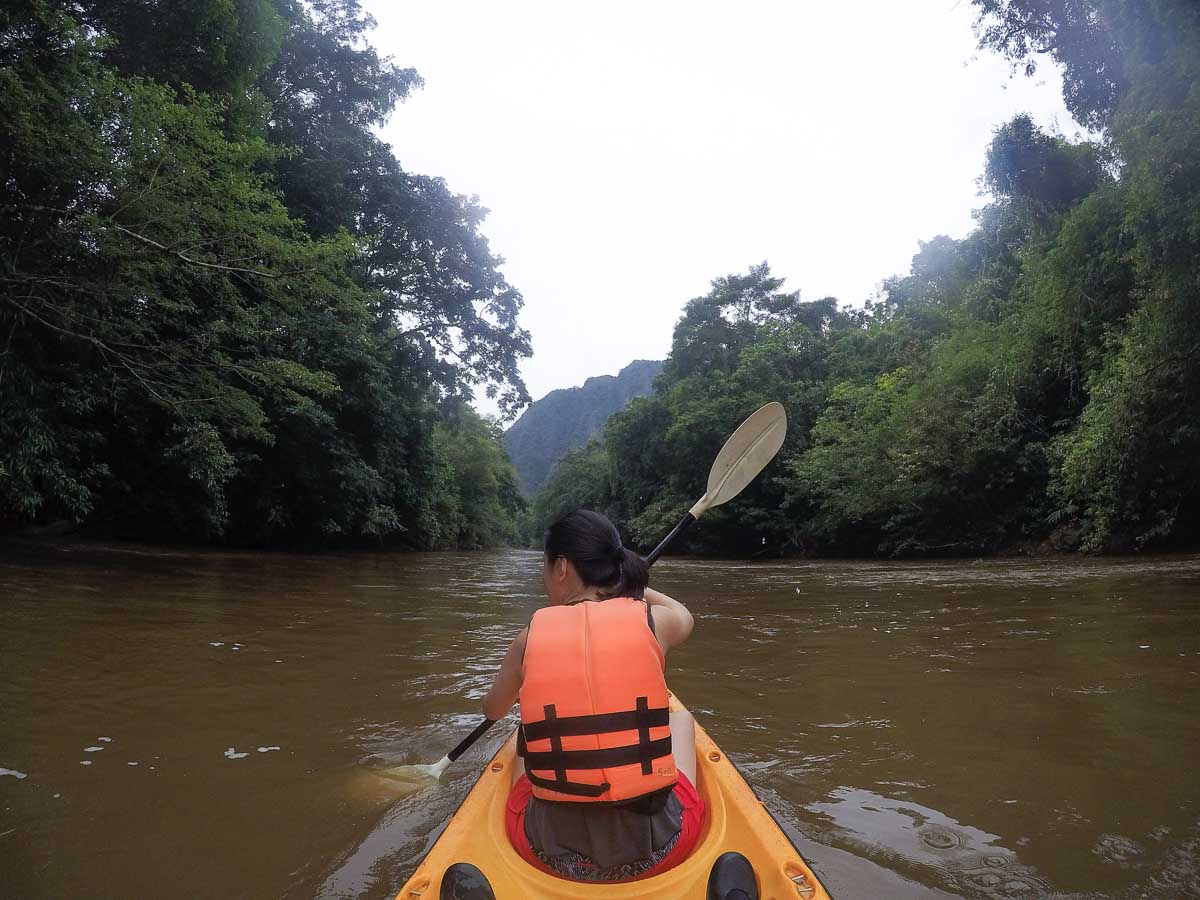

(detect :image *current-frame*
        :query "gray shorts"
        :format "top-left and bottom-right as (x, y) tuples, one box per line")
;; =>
(533, 828), (681, 882)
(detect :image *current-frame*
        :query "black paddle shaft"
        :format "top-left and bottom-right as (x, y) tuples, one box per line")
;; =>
(643, 511), (696, 566)
(437, 511), (696, 766)
(447, 717), (497, 762)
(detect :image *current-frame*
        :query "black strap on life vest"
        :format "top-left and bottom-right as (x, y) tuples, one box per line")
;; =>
(520, 736), (674, 772)
(518, 696), (672, 796)
(523, 769), (611, 797)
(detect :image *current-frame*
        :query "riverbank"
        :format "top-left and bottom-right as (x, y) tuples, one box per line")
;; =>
(11, 526), (1197, 567)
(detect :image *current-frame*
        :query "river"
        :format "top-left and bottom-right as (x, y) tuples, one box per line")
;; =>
(2, 543), (1198, 898)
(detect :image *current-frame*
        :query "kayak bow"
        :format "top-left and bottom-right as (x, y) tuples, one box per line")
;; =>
(396, 695), (830, 899)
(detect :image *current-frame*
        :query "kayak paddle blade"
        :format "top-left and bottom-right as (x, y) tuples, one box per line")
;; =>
(696, 402), (787, 515)
(379, 754), (451, 787)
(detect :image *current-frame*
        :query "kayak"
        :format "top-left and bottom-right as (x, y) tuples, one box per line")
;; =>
(395, 694), (831, 899)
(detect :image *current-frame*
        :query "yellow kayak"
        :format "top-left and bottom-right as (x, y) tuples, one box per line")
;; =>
(396, 695), (831, 899)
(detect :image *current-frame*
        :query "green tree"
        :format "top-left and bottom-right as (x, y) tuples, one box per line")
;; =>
(1, 1), (531, 548)
(524, 440), (617, 547)
(430, 406), (524, 550)
(975, 0), (1200, 550)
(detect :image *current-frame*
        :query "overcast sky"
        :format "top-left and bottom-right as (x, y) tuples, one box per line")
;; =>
(363, 1), (1077, 419)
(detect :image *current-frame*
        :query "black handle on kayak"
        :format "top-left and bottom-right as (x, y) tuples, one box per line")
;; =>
(644, 512), (696, 566)
(447, 717), (497, 763)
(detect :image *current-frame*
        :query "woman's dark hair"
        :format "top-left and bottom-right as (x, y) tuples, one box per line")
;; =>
(544, 509), (649, 600)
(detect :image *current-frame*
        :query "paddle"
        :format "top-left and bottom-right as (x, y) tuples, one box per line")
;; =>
(644, 401), (788, 565)
(383, 401), (788, 785)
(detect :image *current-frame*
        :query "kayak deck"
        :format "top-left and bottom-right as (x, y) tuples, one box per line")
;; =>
(395, 695), (830, 899)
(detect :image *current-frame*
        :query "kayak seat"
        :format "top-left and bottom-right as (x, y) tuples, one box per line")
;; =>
(439, 862), (496, 900)
(707, 851), (759, 900)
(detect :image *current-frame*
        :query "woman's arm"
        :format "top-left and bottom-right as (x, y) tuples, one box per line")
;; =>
(646, 587), (694, 652)
(482, 627), (528, 721)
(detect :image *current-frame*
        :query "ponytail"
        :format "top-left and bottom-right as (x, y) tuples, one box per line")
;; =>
(613, 545), (649, 600)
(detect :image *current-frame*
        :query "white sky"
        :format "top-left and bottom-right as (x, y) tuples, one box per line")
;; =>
(364, 1), (1077, 419)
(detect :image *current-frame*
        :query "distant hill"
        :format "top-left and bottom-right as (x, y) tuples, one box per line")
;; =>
(504, 360), (663, 495)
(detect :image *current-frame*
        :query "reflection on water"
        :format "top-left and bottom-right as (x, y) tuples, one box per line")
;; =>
(2, 543), (1199, 898)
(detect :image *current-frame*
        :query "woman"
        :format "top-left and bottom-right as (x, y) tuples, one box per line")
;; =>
(482, 509), (704, 882)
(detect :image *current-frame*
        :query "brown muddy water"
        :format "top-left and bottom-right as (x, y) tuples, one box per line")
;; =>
(1, 543), (1199, 899)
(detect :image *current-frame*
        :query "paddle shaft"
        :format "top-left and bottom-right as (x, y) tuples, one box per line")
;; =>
(449, 716), (497, 763)
(644, 512), (695, 566)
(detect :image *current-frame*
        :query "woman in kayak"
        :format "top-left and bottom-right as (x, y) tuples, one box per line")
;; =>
(482, 509), (704, 882)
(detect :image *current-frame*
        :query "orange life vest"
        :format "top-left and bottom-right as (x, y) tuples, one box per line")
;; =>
(518, 597), (677, 803)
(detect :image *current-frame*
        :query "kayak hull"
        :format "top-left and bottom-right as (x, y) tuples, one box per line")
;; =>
(395, 696), (830, 899)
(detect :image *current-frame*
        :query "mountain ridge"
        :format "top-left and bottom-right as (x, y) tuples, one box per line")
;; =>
(504, 359), (663, 495)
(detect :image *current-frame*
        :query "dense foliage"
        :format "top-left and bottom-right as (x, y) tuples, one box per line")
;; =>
(531, 0), (1200, 556)
(503, 359), (662, 495)
(1, 0), (527, 547)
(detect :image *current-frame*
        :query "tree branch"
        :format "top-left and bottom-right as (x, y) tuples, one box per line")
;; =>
(110, 136), (184, 221)
(1137, 343), (1200, 381)
(7, 204), (281, 278)
(107, 219), (281, 278)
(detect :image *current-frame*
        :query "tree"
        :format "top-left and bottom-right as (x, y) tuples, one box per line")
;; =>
(431, 406), (525, 550)
(975, 0), (1200, 550)
(1, 1), (530, 548)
